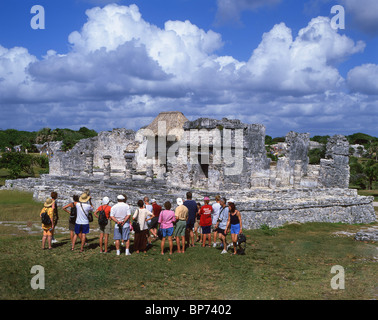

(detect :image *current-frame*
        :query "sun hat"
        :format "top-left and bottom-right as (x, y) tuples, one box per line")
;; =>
(44, 198), (54, 207)
(177, 198), (183, 206)
(117, 195), (125, 200)
(79, 193), (91, 203)
(102, 197), (110, 205)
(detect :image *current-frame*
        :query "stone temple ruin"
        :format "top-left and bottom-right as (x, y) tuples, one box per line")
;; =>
(3, 111), (376, 229)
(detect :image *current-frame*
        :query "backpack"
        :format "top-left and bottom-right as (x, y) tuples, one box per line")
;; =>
(41, 208), (52, 225)
(69, 203), (77, 224)
(98, 206), (108, 226)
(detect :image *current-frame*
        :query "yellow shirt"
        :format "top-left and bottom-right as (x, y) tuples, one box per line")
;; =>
(40, 207), (54, 230)
(175, 205), (188, 221)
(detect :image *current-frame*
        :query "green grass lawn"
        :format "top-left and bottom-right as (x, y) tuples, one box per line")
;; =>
(0, 190), (377, 300)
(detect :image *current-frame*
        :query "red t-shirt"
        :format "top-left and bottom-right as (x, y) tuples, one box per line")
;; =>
(96, 205), (111, 219)
(199, 205), (213, 227)
(152, 203), (162, 218)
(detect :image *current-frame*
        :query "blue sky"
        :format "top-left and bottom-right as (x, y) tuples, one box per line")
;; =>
(0, 0), (377, 137)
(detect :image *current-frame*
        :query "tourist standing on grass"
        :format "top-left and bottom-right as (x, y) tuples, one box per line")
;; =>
(110, 195), (131, 256)
(194, 202), (202, 243)
(144, 196), (156, 246)
(71, 193), (93, 252)
(225, 200), (243, 255)
(144, 196), (153, 213)
(94, 196), (113, 254)
(174, 198), (188, 253)
(158, 201), (176, 255)
(214, 198), (229, 254)
(133, 200), (153, 253)
(199, 197), (213, 247)
(40, 198), (55, 250)
(211, 195), (221, 247)
(150, 199), (161, 239)
(184, 192), (197, 248)
(62, 195), (80, 244)
(51, 191), (59, 244)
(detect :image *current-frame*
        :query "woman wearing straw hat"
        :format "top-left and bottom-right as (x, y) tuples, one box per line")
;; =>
(40, 198), (55, 250)
(71, 192), (94, 252)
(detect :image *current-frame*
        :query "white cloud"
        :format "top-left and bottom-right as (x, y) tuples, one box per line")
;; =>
(347, 64), (378, 94)
(0, 4), (375, 137)
(245, 17), (365, 94)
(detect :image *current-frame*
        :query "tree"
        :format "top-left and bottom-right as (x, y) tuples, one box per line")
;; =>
(0, 153), (34, 179)
(308, 146), (326, 165)
(349, 157), (378, 190)
(364, 160), (378, 190)
(367, 141), (378, 161)
(347, 133), (376, 146)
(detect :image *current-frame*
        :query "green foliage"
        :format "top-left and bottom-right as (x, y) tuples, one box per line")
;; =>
(272, 137), (285, 143)
(310, 135), (330, 145)
(1, 127), (98, 152)
(259, 224), (278, 236)
(308, 146), (326, 165)
(349, 157), (378, 190)
(347, 133), (377, 146)
(0, 154), (49, 179)
(0, 153), (34, 179)
(60, 127), (97, 151)
(0, 129), (37, 151)
(32, 155), (49, 169)
(265, 135), (273, 145)
(267, 153), (278, 162)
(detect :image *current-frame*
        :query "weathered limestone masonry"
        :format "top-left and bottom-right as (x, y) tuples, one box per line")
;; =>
(2, 112), (376, 229)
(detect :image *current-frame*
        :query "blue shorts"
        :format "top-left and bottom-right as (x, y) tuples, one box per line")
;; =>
(201, 226), (211, 234)
(161, 227), (174, 237)
(114, 226), (130, 241)
(75, 224), (89, 235)
(230, 223), (240, 235)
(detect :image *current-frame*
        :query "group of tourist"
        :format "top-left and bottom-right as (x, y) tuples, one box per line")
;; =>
(40, 191), (244, 255)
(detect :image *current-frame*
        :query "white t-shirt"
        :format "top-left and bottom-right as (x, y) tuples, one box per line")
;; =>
(110, 202), (131, 228)
(212, 202), (221, 225)
(145, 204), (153, 213)
(76, 202), (93, 225)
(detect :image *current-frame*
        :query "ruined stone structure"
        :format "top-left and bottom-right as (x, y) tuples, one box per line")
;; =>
(2, 111), (376, 229)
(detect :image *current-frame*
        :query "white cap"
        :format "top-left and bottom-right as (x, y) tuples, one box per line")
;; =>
(117, 195), (125, 200)
(151, 199), (156, 203)
(228, 198), (236, 204)
(177, 198), (183, 206)
(102, 197), (110, 205)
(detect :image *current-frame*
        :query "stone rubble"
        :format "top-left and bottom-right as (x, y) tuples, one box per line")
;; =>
(1, 112), (376, 230)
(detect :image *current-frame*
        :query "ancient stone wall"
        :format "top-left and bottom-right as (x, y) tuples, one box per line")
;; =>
(319, 135), (350, 189)
(2, 176), (375, 229)
(49, 129), (136, 178)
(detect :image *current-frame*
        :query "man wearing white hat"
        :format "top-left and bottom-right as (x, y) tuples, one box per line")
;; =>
(110, 195), (131, 255)
(174, 198), (188, 253)
(94, 196), (112, 253)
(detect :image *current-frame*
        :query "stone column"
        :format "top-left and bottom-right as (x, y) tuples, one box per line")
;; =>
(124, 152), (134, 180)
(84, 153), (94, 177)
(103, 155), (112, 180)
(319, 135), (350, 188)
(293, 160), (302, 188)
(146, 164), (154, 182)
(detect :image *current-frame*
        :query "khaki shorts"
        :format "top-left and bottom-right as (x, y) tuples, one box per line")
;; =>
(99, 219), (112, 234)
